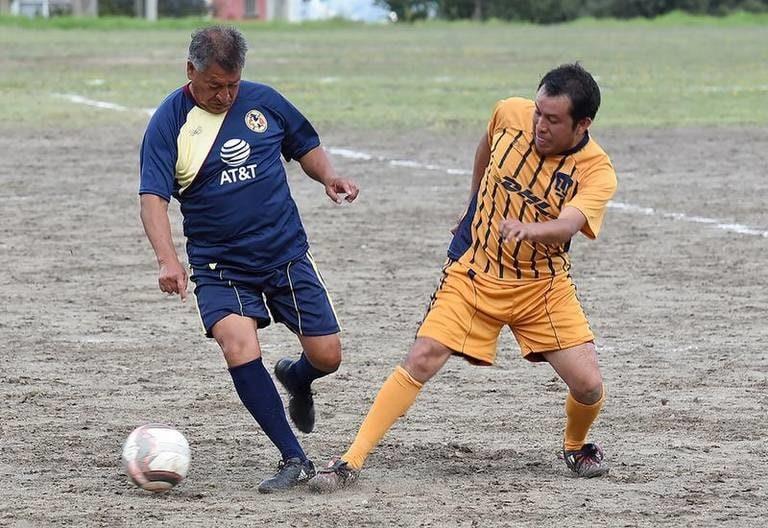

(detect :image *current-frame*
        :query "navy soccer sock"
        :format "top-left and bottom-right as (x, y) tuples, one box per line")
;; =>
(228, 358), (305, 462)
(288, 353), (330, 391)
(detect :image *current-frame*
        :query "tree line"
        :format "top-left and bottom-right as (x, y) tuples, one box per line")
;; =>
(376, 0), (768, 23)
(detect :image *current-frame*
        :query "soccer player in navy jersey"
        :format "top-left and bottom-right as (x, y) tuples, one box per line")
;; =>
(139, 25), (359, 493)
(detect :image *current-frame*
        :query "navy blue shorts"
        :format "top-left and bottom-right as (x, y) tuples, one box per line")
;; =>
(190, 252), (340, 338)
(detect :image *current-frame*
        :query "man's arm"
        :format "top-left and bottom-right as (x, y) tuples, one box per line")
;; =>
(470, 133), (491, 198)
(139, 194), (188, 301)
(500, 206), (587, 246)
(450, 134), (491, 235)
(298, 146), (359, 204)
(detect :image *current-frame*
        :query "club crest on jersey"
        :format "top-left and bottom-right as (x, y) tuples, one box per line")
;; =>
(554, 172), (574, 199)
(245, 109), (268, 133)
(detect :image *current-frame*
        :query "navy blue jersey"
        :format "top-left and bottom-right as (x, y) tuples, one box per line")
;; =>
(139, 81), (320, 271)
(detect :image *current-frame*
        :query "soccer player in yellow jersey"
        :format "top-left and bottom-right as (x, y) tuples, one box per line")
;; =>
(309, 63), (617, 491)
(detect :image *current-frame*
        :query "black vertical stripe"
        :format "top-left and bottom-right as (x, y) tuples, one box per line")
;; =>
(470, 173), (492, 265)
(556, 165), (578, 211)
(511, 202), (529, 279)
(419, 260), (453, 330)
(471, 179), (496, 264)
(529, 212), (541, 279)
(519, 154), (547, 275)
(470, 237), (482, 265)
(540, 156), (570, 277)
(481, 182), (501, 251)
(544, 245), (556, 277)
(542, 156), (569, 199)
(527, 155), (547, 190)
(428, 260), (452, 309)
(497, 130), (524, 168)
(491, 129), (507, 154)
(495, 197), (512, 278)
(500, 143), (535, 278)
(473, 173), (491, 230)
(555, 165), (578, 275)
(510, 143), (534, 180)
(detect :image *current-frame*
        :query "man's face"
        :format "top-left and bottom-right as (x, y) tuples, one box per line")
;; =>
(186, 61), (241, 114)
(532, 87), (591, 156)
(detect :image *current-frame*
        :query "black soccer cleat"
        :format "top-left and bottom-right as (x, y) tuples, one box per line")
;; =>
(274, 357), (316, 433)
(563, 443), (610, 478)
(308, 458), (360, 493)
(257, 457), (315, 493)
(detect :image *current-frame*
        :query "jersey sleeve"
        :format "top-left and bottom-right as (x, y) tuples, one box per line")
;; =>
(564, 161), (617, 239)
(486, 100), (505, 144)
(487, 98), (533, 144)
(270, 90), (320, 162)
(139, 110), (178, 201)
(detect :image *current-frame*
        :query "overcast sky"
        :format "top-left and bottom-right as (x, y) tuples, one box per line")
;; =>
(306, 0), (391, 22)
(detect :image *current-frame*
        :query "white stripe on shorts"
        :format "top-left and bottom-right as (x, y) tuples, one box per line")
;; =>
(221, 269), (244, 316)
(190, 267), (208, 336)
(306, 251), (341, 331)
(286, 261), (303, 335)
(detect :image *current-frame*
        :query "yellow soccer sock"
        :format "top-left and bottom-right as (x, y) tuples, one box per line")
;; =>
(342, 365), (423, 470)
(563, 388), (605, 452)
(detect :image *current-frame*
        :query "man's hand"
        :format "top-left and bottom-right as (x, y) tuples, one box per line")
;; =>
(500, 219), (538, 243)
(501, 208), (587, 245)
(158, 259), (188, 302)
(325, 177), (359, 204)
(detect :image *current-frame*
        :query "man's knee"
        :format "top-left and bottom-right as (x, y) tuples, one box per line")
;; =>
(217, 333), (261, 367)
(544, 342), (603, 404)
(569, 375), (604, 405)
(403, 338), (452, 383)
(303, 334), (342, 373)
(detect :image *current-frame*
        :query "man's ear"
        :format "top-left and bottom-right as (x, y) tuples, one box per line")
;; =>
(186, 61), (195, 81)
(576, 116), (592, 135)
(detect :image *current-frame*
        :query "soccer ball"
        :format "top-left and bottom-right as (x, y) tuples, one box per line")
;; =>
(121, 424), (191, 493)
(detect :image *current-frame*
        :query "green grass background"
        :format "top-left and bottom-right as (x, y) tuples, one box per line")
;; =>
(1, 12), (766, 130)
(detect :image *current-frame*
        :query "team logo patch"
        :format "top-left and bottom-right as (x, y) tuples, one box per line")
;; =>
(220, 138), (251, 167)
(554, 171), (574, 199)
(245, 109), (268, 133)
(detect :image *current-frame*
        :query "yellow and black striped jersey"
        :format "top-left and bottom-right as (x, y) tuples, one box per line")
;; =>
(448, 97), (617, 281)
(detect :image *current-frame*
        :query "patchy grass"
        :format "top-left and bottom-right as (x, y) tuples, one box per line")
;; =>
(1, 16), (766, 130)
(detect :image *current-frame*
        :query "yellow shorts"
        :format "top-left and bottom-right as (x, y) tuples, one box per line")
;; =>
(417, 260), (594, 364)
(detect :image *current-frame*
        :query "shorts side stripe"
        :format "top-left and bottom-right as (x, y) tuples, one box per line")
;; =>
(231, 283), (244, 316)
(417, 259), (453, 333)
(542, 276), (563, 351)
(306, 251), (341, 331)
(190, 267), (208, 336)
(460, 271), (479, 354)
(286, 261), (303, 335)
(220, 269), (244, 317)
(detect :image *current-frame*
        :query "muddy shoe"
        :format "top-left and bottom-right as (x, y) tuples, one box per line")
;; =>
(563, 443), (609, 478)
(308, 458), (359, 493)
(258, 457), (315, 493)
(274, 357), (316, 433)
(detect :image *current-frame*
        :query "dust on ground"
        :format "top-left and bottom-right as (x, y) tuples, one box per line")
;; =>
(0, 123), (766, 527)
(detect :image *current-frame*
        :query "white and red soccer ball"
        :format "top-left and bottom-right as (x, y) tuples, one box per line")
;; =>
(121, 424), (190, 493)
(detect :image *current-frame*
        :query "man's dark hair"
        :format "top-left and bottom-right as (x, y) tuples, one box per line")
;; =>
(189, 25), (248, 72)
(538, 63), (601, 125)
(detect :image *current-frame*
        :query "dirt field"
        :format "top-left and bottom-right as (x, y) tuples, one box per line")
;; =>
(1, 122), (766, 527)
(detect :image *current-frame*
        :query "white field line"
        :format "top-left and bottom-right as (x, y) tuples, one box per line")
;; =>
(54, 93), (155, 116)
(58, 93), (768, 239)
(607, 201), (768, 237)
(326, 147), (471, 175)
